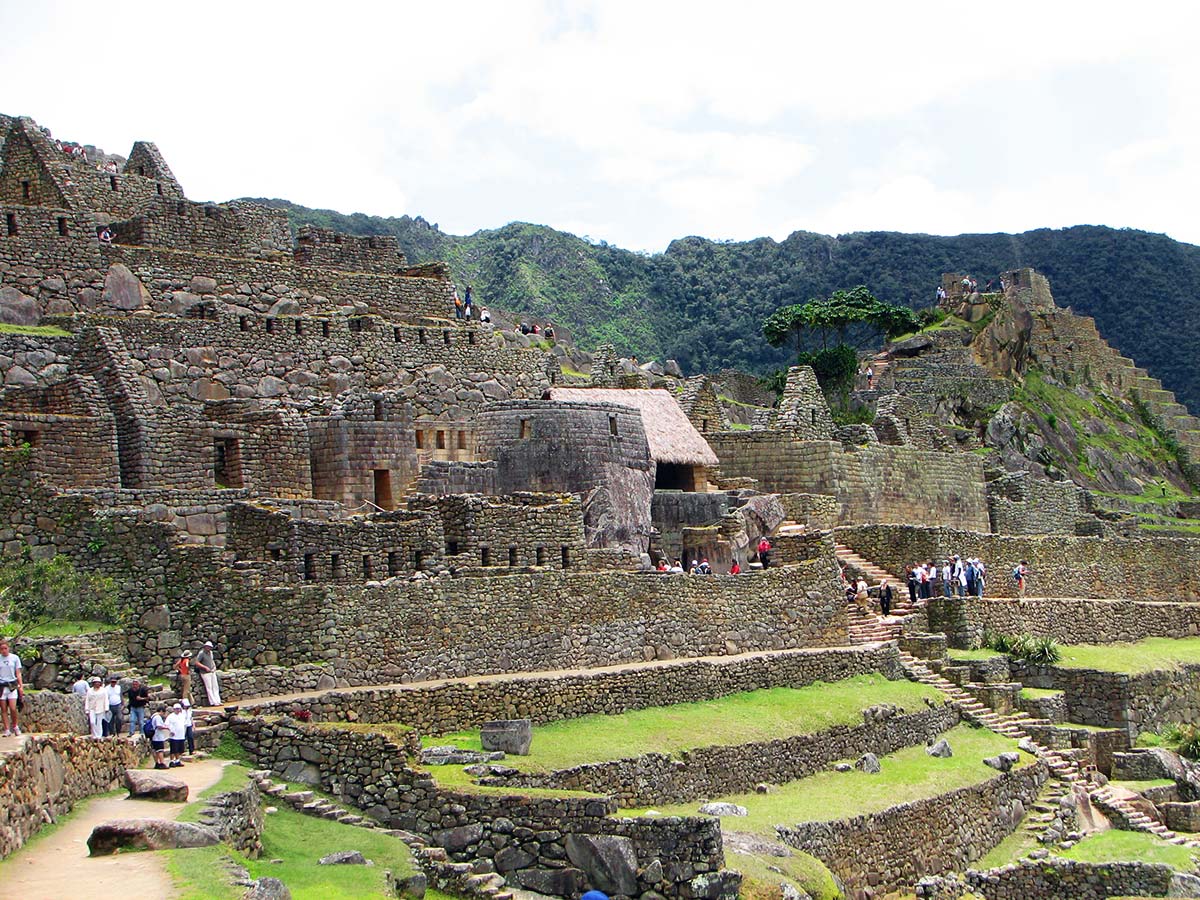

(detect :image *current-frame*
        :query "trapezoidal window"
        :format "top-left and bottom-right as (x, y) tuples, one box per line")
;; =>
(156, 182), (163, 196)
(443, 330), (451, 345)
(362, 555), (373, 579)
(17, 429), (40, 447)
(609, 415), (618, 436)
(57, 217), (68, 236)
(508, 547), (518, 567)
(109, 176), (118, 191)
(519, 419), (530, 439)
(331, 553), (344, 578)
(536, 546), (546, 567)
(21, 180), (30, 200)
(561, 547), (571, 569)
(303, 554), (316, 581)
(700, 418), (709, 433)
(138, 165), (146, 176)
(436, 430), (446, 450)
(213, 437), (244, 488)
(480, 546), (491, 567)
(387, 551), (400, 577)
(373, 399), (384, 421)
(456, 431), (466, 450)
(5, 213), (17, 236)
(415, 430), (424, 449)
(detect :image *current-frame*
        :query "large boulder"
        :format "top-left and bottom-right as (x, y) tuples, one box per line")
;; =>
(480, 719), (532, 756)
(925, 739), (953, 758)
(88, 819), (219, 855)
(517, 868), (586, 895)
(244, 878), (292, 900)
(699, 802), (748, 817)
(319, 850), (367, 865)
(102, 263), (153, 310)
(564, 834), (638, 896)
(125, 768), (189, 802)
(855, 753), (881, 774)
(0, 286), (40, 325)
(983, 752), (1021, 774)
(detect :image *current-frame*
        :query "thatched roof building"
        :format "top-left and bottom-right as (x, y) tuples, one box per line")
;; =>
(547, 387), (719, 473)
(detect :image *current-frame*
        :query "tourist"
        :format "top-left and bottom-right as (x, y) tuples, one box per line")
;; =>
(965, 560), (977, 598)
(729, 559), (741, 575)
(98, 226), (113, 244)
(105, 674), (123, 737)
(918, 562), (931, 600)
(182, 699), (195, 756)
(85, 677), (108, 738)
(195, 641), (222, 706)
(479, 306), (491, 324)
(952, 555), (965, 598)
(464, 285), (473, 319)
(669, 558), (684, 574)
(166, 703), (187, 767)
(697, 558), (712, 575)
(866, 367), (874, 390)
(453, 290), (464, 320)
(941, 560), (952, 598)
(1014, 560), (1029, 598)
(879, 578), (893, 616)
(174, 649), (192, 704)
(854, 577), (869, 612)
(905, 564), (918, 605)
(545, 322), (555, 341)
(72, 673), (89, 694)
(757, 536), (772, 569)
(975, 558), (986, 598)
(936, 285), (947, 302)
(656, 558), (669, 572)
(150, 704), (170, 768)
(127, 678), (150, 738)
(0, 638), (24, 737)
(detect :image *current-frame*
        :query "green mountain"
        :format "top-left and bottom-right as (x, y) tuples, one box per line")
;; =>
(249, 199), (1200, 413)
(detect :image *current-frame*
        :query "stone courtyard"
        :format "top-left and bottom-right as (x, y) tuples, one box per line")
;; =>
(2, 113), (1200, 900)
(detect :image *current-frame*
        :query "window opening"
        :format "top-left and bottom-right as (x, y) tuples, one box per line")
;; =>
(508, 547), (518, 567)
(373, 468), (393, 510)
(57, 217), (68, 236)
(213, 437), (243, 488)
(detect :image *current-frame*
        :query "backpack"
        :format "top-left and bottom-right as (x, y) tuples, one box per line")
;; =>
(142, 719), (155, 739)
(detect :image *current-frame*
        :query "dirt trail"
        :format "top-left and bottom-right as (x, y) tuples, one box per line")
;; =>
(1, 746), (228, 900)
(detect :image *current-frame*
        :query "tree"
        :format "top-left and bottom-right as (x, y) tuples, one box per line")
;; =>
(0, 552), (119, 639)
(762, 286), (919, 359)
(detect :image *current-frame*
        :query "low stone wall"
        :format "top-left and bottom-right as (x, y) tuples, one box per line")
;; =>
(837, 524), (1200, 601)
(195, 778), (264, 859)
(914, 858), (1175, 899)
(240, 645), (904, 735)
(777, 762), (1047, 892)
(0, 734), (143, 858)
(1016, 661), (1200, 738)
(20, 690), (87, 734)
(927, 596), (1200, 648)
(231, 719), (732, 899)
(485, 703), (958, 807)
(190, 663), (337, 703)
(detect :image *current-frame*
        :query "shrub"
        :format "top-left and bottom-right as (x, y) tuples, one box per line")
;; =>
(1025, 636), (1062, 666)
(982, 631), (1060, 665)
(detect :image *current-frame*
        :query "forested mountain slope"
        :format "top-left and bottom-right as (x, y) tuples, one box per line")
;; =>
(250, 198), (1200, 412)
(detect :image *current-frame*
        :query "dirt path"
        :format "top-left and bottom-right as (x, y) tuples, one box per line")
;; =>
(1, 747), (229, 900)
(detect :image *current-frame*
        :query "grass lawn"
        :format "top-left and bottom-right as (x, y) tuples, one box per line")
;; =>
(423, 675), (943, 774)
(1109, 778), (1177, 792)
(624, 724), (1026, 834)
(977, 822), (1042, 870)
(947, 648), (1005, 662)
(729, 844), (840, 900)
(1057, 829), (1199, 871)
(19, 619), (119, 637)
(168, 803), (422, 899)
(1054, 637), (1200, 674)
(177, 764), (252, 823)
(0, 322), (72, 337)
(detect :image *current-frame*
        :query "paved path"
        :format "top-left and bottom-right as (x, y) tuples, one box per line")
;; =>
(0, 747), (229, 900)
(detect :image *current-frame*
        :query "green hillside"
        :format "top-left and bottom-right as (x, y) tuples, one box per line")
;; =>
(249, 199), (1200, 413)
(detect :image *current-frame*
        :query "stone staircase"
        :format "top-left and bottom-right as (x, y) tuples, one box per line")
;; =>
(834, 544), (919, 644)
(898, 651), (1200, 848)
(253, 771), (513, 900)
(61, 634), (176, 705)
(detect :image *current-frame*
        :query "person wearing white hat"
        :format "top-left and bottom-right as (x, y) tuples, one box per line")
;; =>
(84, 676), (108, 738)
(165, 702), (188, 767)
(150, 704), (170, 768)
(181, 699), (195, 756)
(195, 641), (221, 706)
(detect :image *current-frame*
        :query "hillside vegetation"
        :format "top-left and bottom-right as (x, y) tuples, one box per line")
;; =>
(250, 199), (1200, 413)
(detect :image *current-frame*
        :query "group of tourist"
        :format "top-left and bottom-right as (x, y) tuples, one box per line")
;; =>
(451, 286), (493, 324)
(516, 321), (554, 339)
(173, 640), (222, 706)
(905, 556), (989, 602)
(74, 676), (196, 764)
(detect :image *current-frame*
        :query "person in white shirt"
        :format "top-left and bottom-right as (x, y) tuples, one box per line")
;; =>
(150, 705), (170, 769)
(0, 639), (24, 737)
(72, 674), (89, 694)
(84, 677), (109, 738)
(182, 699), (195, 756)
(165, 703), (188, 767)
(105, 675), (123, 737)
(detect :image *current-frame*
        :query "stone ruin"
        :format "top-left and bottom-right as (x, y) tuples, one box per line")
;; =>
(2, 112), (1200, 900)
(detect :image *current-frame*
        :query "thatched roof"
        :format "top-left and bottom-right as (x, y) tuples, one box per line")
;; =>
(548, 388), (719, 467)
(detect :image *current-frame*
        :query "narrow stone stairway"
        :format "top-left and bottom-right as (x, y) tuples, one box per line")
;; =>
(898, 651), (1200, 848)
(835, 543), (921, 645)
(62, 634), (176, 705)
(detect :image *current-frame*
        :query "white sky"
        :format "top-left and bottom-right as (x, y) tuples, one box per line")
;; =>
(3, 0), (1198, 251)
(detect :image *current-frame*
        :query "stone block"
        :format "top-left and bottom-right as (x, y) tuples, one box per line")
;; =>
(480, 719), (532, 756)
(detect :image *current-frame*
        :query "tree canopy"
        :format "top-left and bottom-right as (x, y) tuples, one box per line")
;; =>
(761, 286), (919, 356)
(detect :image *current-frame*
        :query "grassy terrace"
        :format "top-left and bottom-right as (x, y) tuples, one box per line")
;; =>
(946, 648), (1004, 662)
(422, 675), (943, 775)
(1018, 687), (1064, 700)
(1058, 830), (1199, 871)
(1055, 637), (1200, 674)
(624, 724), (1026, 834)
(0, 323), (72, 337)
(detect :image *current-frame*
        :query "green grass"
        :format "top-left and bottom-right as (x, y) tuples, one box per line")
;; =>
(977, 821), (1042, 870)
(0, 323), (72, 337)
(1018, 687), (1063, 700)
(19, 619), (118, 637)
(211, 730), (252, 763)
(177, 764), (253, 823)
(947, 648), (1005, 662)
(625, 724), (1025, 834)
(1057, 829), (1199, 870)
(168, 803), (419, 899)
(1053, 637), (1200, 674)
(1109, 778), (1176, 792)
(729, 845), (840, 900)
(423, 676), (942, 774)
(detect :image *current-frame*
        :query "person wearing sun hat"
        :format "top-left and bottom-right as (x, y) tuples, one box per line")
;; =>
(195, 641), (221, 706)
(84, 676), (108, 738)
(165, 702), (188, 767)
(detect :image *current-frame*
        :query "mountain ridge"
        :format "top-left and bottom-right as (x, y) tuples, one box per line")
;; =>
(248, 197), (1200, 413)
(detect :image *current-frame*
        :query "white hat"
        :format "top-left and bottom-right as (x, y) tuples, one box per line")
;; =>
(173, 703), (183, 710)
(181, 699), (191, 707)
(203, 641), (214, 647)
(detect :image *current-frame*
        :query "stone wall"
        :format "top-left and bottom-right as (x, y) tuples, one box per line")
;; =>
(778, 493), (839, 531)
(241, 645), (903, 732)
(0, 733), (142, 858)
(1016, 661), (1200, 738)
(195, 778), (264, 859)
(777, 762), (1047, 892)
(423, 493), (587, 571)
(987, 471), (1093, 535)
(18, 690), (88, 733)
(914, 858), (1175, 900)
(484, 703), (958, 807)
(231, 719), (731, 899)
(112, 199), (292, 261)
(927, 596), (1200, 648)
(837, 524), (1200, 601)
(294, 225), (406, 274)
(709, 437), (989, 531)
